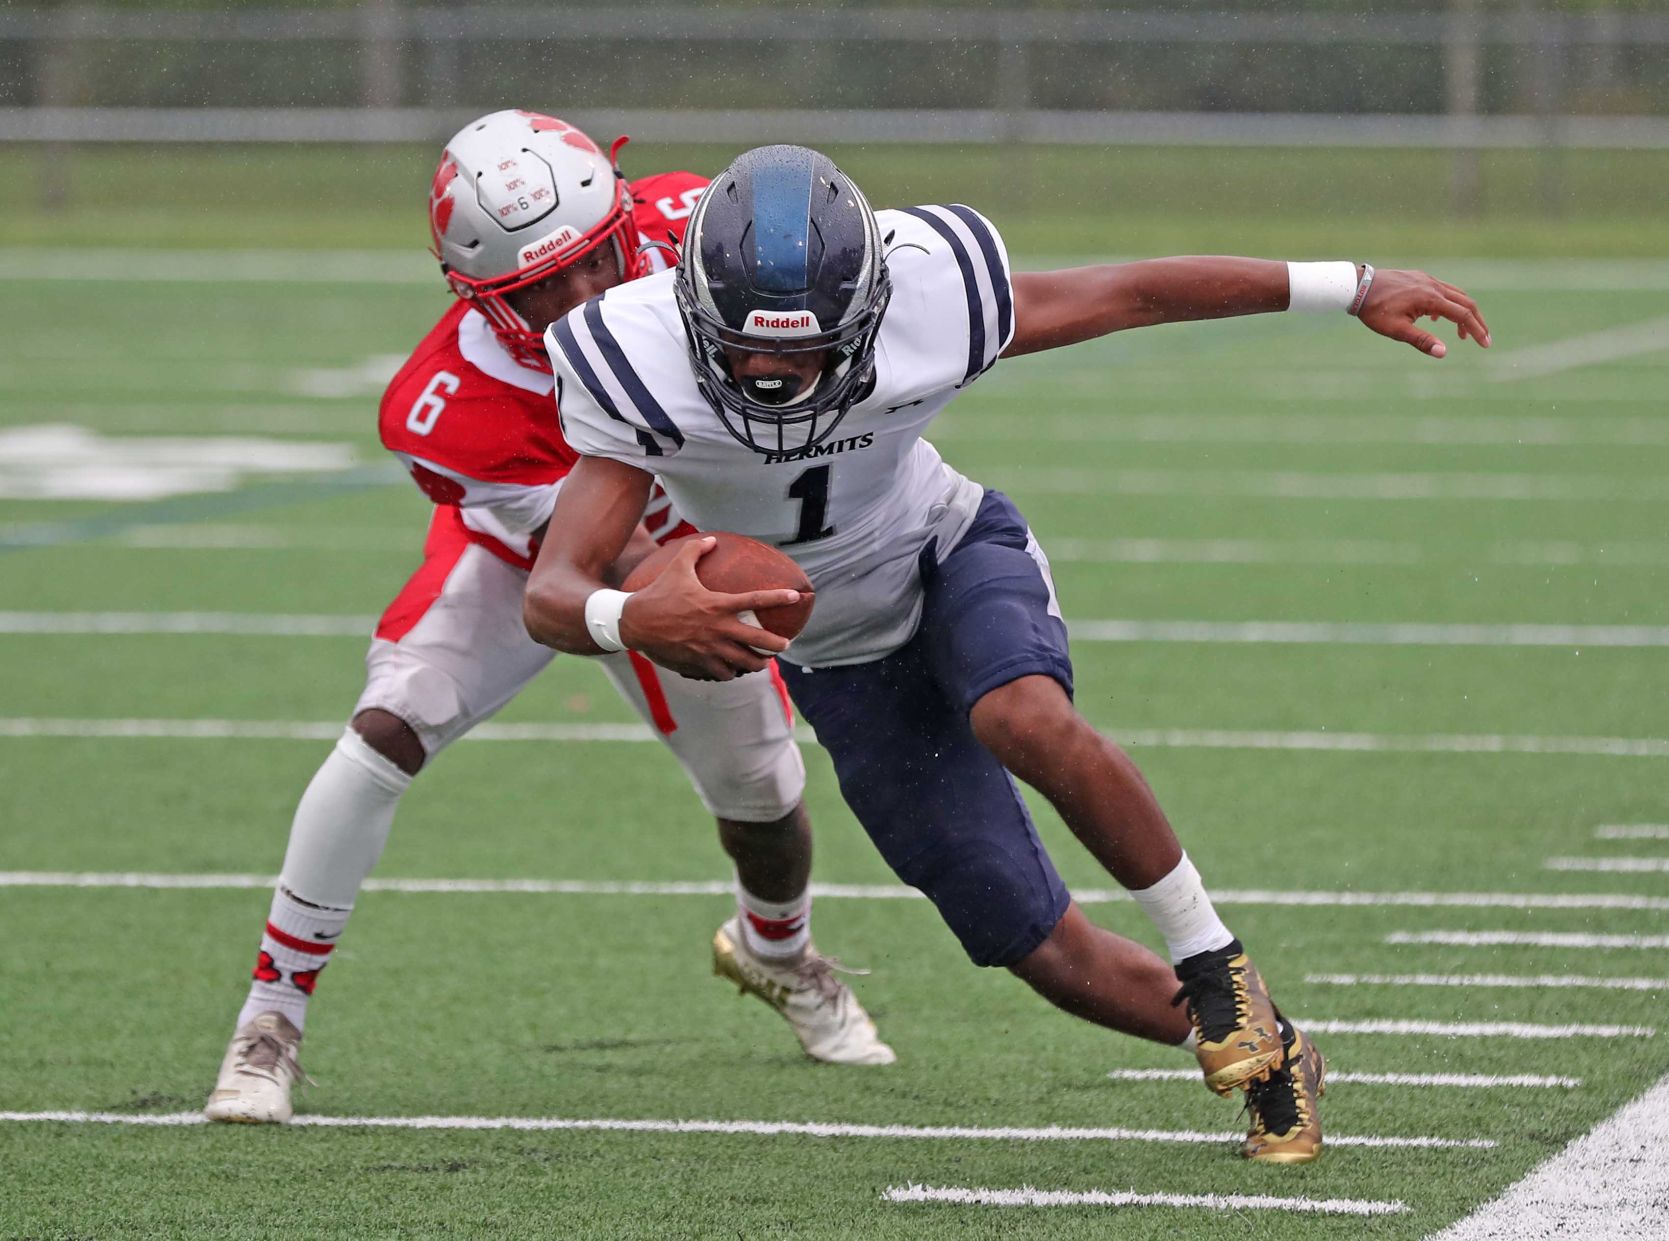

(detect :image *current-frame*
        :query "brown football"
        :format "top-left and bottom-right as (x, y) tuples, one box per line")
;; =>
(620, 531), (816, 640)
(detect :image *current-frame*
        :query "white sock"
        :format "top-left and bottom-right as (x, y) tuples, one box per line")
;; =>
(234, 728), (413, 1031)
(1128, 852), (1235, 965)
(737, 880), (811, 962)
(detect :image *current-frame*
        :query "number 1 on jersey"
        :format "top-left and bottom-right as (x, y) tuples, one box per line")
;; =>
(783, 464), (835, 546)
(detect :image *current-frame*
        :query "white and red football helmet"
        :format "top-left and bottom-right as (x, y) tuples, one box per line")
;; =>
(428, 109), (642, 368)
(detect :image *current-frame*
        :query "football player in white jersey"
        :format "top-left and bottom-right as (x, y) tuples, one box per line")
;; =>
(204, 123), (895, 1127)
(524, 145), (1490, 1163)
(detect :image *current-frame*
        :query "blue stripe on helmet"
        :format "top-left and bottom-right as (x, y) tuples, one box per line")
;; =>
(746, 153), (815, 296)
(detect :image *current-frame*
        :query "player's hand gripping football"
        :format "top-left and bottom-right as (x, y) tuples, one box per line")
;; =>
(619, 537), (798, 681)
(1356, 268), (1491, 358)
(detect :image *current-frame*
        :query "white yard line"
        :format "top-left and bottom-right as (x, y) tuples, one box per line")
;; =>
(1490, 314), (1669, 382)
(10, 528), (1669, 568)
(883, 1183), (1406, 1216)
(1012, 467), (1669, 502)
(942, 411), (1669, 448)
(1046, 537), (1669, 569)
(1387, 930), (1669, 950)
(1304, 1019), (1654, 1040)
(0, 249), (433, 285)
(1427, 1072), (1669, 1240)
(1106, 1069), (1581, 1089)
(1070, 620), (1669, 648)
(0, 612), (374, 636)
(1545, 856), (1669, 874)
(0, 1110), (1489, 1150)
(2, 717), (1666, 760)
(12, 611), (1669, 648)
(6, 870), (1669, 913)
(1307, 972), (1668, 993)
(1595, 824), (1669, 841)
(13, 251), (1668, 290)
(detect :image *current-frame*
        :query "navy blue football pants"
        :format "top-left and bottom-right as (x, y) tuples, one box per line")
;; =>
(780, 490), (1075, 967)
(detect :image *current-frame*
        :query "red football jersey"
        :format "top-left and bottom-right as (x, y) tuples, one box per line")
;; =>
(380, 172), (707, 566)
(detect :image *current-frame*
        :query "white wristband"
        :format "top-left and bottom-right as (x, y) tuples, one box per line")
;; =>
(1286, 261), (1359, 313)
(584, 588), (631, 653)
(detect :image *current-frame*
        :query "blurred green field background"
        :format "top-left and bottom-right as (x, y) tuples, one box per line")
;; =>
(4, 143), (1668, 256)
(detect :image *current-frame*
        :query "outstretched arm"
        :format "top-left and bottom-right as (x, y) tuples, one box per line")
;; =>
(523, 455), (801, 681)
(1005, 258), (1490, 359)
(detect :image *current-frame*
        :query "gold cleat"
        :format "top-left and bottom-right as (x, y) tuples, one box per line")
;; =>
(1243, 1024), (1326, 1164)
(1172, 939), (1284, 1096)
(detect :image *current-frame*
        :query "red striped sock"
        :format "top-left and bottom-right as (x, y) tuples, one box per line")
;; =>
(738, 884), (810, 962)
(235, 886), (349, 1032)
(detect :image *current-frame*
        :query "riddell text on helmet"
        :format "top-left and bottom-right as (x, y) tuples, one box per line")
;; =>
(743, 309), (823, 338)
(518, 225), (582, 266)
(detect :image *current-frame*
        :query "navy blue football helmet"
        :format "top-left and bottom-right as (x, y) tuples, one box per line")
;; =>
(675, 145), (890, 455)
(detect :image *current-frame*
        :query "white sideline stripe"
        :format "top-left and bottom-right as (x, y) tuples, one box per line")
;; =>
(0, 248), (433, 285)
(2, 716), (1666, 760)
(1595, 824), (1669, 840)
(0, 1110), (1489, 1150)
(14, 612), (1669, 648)
(882, 1183), (1406, 1216)
(943, 411), (1669, 449)
(7, 870), (1669, 914)
(1430, 1072), (1669, 1240)
(1307, 972), (1669, 993)
(11, 251), (1666, 290)
(0, 612), (374, 636)
(1070, 620), (1669, 648)
(1107, 1069), (1581, 1089)
(1387, 930), (1669, 950)
(1490, 314), (1669, 382)
(1014, 467), (1669, 503)
(11, 529), (1669, 570)
(1545, 856), (1669, 874)
(1304, 1019), (1654, 1040)
(1047, 537), (1669, 569)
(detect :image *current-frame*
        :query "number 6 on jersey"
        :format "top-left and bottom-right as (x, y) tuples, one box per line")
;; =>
(406, 370), (460, 436)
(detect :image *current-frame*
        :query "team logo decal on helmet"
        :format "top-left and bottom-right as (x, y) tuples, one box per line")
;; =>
(674, 145), (891, 455)
(429, 109), (640, 371)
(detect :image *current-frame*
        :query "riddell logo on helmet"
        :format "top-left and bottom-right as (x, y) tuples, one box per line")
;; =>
(743, 310), (823, 338)
(519, 226), (582, 267)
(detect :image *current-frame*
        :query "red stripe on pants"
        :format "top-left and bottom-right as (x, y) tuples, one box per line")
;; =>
(768, 661), (793, 727)
(628, 651), (678, 735)
(374, 508), (474, 643)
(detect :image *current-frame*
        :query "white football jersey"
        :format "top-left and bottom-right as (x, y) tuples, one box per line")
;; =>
(547, 204), (1015, 667)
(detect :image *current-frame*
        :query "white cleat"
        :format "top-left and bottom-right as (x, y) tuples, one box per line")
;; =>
(203, 1011), (308, 1124)
(713, 916), (897, 1066)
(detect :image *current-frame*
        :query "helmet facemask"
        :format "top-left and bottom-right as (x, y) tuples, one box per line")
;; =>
(675, 268), (890, 456)
(674, 147), (892, 456)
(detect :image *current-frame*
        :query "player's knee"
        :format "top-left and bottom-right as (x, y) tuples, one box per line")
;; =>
(901, 837), (1067, 968)
(350, 708), (427, 776)
(969, 675), (1082, 774)
(686, 739), (806, 823)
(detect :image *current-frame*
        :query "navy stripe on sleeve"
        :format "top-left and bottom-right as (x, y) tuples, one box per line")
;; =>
(899, 206), (984, 386)
(549, 313), (662, 458)
(583, 299), (685, 450)
(944, 204), (1013, 354)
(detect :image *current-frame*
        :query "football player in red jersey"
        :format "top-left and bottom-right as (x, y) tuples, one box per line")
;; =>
(205, 112), (894, 1125)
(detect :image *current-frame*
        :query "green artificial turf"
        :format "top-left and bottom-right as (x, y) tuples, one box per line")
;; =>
(1, 224), (1666, 1237)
